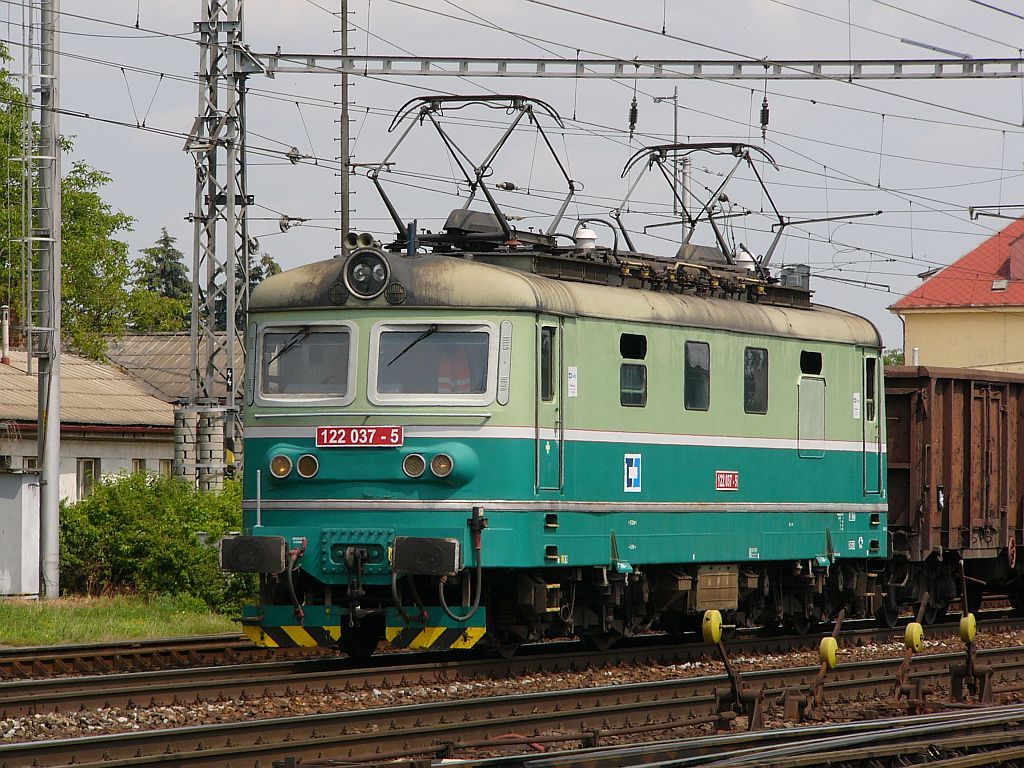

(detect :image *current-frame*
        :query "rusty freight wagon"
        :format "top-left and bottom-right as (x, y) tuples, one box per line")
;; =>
(884, 365), (1024, 622)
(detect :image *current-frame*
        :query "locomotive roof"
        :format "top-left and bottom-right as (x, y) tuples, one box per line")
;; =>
(251, 253), (881, 347)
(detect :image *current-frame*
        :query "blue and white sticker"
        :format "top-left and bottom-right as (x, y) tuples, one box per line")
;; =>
(624, 453), (642, 493)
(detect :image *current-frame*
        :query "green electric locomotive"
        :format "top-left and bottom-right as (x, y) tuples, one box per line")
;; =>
(220, 97), (888, 656)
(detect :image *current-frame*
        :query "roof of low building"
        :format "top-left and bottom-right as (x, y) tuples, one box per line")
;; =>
(0, 350), (174, 427)
(105, 332), (229, 403)
(891, 217), (1024, 311)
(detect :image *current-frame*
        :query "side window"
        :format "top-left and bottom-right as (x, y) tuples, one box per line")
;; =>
(800, 350), (822, 375)
(684, 341), (710, 411)
(540, 327), (555, 402)
(865, 357), (877, 421)
(620, 364), (647, 407)
(744, 347), (769, 414)
(620, 333), (647, 407)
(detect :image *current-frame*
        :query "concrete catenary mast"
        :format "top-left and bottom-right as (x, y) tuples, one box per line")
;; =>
(36, 0), (62, 598)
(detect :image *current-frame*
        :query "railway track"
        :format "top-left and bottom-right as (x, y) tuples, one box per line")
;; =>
(1, 615), (1019, 718)
(5, 623), (1024, 766)
(0, 633), (328, 679)
(453, 706), (1024, 768)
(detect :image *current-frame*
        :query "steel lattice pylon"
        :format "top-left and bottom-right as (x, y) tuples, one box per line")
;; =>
(185, 0), (264, 486)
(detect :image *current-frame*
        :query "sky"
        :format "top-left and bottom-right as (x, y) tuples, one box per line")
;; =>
(9, 0), (1024, 350)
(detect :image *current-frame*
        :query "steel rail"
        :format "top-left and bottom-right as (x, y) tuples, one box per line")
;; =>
(7, 642), (1024, 766)
(423, 707), (1024, 768)
(0, 634), (272, 679)
(2, 617), (1020, 717)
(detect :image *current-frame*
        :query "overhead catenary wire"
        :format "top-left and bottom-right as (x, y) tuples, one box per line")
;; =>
(6, 0), (1015, 309)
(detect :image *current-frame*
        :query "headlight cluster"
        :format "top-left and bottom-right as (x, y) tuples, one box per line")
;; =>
(403, 452), (454, 479)
(343, 248), (390, 299)
(269, 453), (319, 479)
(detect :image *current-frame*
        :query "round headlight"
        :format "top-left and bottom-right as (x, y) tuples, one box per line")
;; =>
(296, 454), (319, 478)
(269, 454), (292, 478)
(402, 453), (426, 478)
(343, 249), (390, 299)
(430, 453), (454, 478)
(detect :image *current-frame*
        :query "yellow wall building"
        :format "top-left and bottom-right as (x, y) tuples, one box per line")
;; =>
(891, 218), (1024, 373)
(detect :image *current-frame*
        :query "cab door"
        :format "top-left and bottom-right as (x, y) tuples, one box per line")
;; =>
(862, 351), (882, 495)
(536, 317), (564, 491)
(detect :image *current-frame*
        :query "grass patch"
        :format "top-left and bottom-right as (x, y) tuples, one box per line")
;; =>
(0, 594), (238, 647)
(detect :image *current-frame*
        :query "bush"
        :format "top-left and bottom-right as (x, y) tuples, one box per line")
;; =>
(60, 474), (255, 613)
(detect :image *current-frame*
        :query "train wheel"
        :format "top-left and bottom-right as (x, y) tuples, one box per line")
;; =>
(337, 623), (383, 659)
(919, 599), (948, 625)
(784, 614), (817, 636)
(875, 593), (899, 629)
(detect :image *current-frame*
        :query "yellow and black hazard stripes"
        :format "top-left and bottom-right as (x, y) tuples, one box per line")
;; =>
(385, 624), (486, 650)
(243, 623), (340, 648)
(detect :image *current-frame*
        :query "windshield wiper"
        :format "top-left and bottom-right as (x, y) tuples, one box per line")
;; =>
(266, 327), (311, 367)
(388, 324), (438, 366)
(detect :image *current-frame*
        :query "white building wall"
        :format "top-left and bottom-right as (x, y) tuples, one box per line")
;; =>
(0, 432), (174, 505)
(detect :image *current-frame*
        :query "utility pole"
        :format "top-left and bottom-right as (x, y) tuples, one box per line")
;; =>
(653, 88), (679, 214)
(37, 0), (61, 597)
(654, 87), (692, 242)
(338, 0), (350, 255)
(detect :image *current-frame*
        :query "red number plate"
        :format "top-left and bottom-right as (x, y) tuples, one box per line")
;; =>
(715, 470), (739, 491)
(316, 426), (404, 447)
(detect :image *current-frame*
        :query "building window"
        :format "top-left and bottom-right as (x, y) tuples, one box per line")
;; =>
(684, 341), (710, 411)
(159, 459), (173, 476)
(743, 347), (769, 414)
(132, 458), (147, 474)
(77, 458), (101, 498)
(22, 456), (37, 471)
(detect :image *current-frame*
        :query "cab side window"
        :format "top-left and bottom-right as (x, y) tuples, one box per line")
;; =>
(620, 333), (647, 407)
(744, 347), (769, 414)
(684, 341), (710, 411)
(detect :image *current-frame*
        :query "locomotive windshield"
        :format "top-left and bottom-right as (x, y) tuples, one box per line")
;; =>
(377, 328), (489, 395)
(260, 326), (351, 396)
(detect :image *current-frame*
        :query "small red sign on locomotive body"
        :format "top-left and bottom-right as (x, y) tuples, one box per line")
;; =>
(316, 426), (404, 448)
(715, 470), (739, 491)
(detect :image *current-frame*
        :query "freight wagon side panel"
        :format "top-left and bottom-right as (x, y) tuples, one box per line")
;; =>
(884, 365), (1024, 566)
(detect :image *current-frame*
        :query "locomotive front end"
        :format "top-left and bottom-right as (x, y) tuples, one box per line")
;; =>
(222, 241), (519, 656)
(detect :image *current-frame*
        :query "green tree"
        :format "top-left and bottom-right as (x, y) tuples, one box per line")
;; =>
(214, 251), (282, 329)
(883, 349), (905, 367)
(127, 228), (190, 332)
(0, 46), (134, 358)
(135, 228), (189, 302)
(61, 161), (134, 358)
(0, 48), (30, 329)
(126, 289), (189, 333)
(253, 251), (282, 286)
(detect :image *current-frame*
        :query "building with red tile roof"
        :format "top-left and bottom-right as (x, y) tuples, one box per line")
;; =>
(890, 217), (1024, 372)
